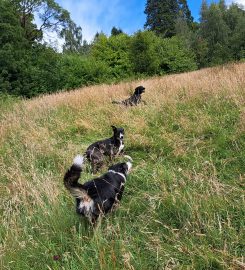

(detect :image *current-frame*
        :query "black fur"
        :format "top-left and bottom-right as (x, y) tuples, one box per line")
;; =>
(112, 86), (146, 106)
(85, 126), (124, 173)
(64, 157), (132, 223)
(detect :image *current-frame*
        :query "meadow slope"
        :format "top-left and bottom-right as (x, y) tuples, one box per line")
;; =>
(0, 63), (245, 269)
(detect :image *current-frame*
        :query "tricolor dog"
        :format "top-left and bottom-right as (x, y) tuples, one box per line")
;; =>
(64, 155), (132, 223)
(85, 125), (125, 173)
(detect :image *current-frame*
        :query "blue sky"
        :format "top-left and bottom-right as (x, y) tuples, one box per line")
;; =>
(55, 0), (244, 42)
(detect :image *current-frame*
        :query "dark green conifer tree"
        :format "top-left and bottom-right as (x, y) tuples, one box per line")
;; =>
(144, 0), (193, 37)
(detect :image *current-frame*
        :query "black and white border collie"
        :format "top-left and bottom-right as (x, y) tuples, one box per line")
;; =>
(85, 125), (125, 173)
(64, 155), (132, 223)
(112, 86), (146, 106)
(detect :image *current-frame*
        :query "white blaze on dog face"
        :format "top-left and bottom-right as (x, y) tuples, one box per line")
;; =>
(112, 126), (124, 140)
(119, 132), (124, 139)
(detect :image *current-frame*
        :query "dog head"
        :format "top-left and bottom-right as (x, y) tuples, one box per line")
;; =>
(134, 86), (145, 96)
(108, 161), (132, 176)
(111, 125), (124, 140)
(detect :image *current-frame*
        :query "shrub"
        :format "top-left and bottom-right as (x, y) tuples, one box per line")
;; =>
(130, 31), (161, 75)
(58, 54), (111, 89)
(91, 33), (133, 79)
(158, 36), (197, 73)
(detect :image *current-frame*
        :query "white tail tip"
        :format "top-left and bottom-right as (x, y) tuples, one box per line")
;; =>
(126, 161), (132, 172)
(124, 155), (133, 162)
(73, 155), (84, 168)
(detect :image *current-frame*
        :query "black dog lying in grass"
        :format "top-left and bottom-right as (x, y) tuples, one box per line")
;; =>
(85, 125), (125, 173)
(112, 86), (146, 106)
(64, 155), (132, 223)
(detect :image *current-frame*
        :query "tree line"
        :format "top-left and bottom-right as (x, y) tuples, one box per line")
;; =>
(0, 0), (244, 98)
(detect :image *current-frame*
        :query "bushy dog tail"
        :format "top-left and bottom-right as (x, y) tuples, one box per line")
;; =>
(64, 155), (88, 199)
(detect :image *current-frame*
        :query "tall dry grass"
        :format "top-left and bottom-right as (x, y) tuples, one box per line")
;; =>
(1, 62), (244, 142)
(0, 62), (245, 269)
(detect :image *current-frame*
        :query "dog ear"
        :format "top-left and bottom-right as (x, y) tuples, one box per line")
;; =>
(135, 86), (145, 95)
(111, 125), (117, 131)
(134, 87), (140, 95)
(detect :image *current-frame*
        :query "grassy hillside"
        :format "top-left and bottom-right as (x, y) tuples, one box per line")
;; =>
(0, 63), (244, 270)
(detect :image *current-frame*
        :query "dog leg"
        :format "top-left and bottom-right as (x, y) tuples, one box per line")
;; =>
(92, 158), (104, 174)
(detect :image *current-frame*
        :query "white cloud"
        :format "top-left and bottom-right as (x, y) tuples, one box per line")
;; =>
(57, 0), (145, 42)
(57, 0), (122, 42)
(226, 0), (245, 7)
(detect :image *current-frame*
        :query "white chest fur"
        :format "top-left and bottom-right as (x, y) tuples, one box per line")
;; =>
(118, 141), (124, 154)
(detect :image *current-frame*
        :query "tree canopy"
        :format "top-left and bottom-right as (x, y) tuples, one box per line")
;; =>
(144, 0), (193, 37)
